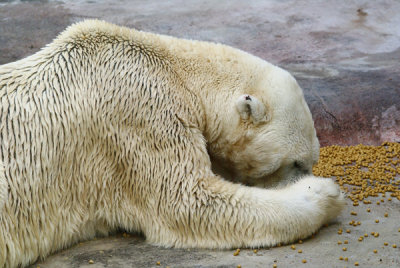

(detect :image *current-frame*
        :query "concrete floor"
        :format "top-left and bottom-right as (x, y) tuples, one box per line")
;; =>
(0, 0), (399, 267)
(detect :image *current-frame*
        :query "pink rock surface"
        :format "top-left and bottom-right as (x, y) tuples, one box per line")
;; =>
(1, 0), (399, 146)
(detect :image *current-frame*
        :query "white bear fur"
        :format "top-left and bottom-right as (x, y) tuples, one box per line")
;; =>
(0, 20), (345, 267)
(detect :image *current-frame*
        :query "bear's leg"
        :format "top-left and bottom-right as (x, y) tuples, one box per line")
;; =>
(146, 175), (345, 249)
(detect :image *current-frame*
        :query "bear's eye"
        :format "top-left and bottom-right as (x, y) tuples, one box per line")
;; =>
(293, 161), (302, 169)
(293, 161), (311, 175)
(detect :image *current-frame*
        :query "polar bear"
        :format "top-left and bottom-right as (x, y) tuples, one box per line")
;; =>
(0, 20), (345, 267)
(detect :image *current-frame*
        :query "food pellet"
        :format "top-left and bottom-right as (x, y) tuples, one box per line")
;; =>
(298, 249), (302, 253)
(253, 249), (258, 253)
(346, 229), (351, 233)
(88, 260), (94, 264)
(302, 259), (307, 263)
(375, 219), (379, 223)
(393, 244), (397, 248)
(156, 261), (161, 266)
(364, 233), (368, 237)
(358, 237), (363, 242)
(374, 233), (379, 237)
(355, 262), (359, 266)
(351, 211), (357, 216)
(291, 245), (296, 250)
(373, 249), (378, 253)
(345, 257), (348, 261)
(237, 265), (241, 268)
(344, 240), (349, 244)
(339, 256), (344, 260)
(233, 251), (240, 256)
(273, 264), (277, 268)
(384, 213), (388, 217)
(338, 241), (342, 245)
(367, 208), (371, 212)
(298, 240), (303, 244)
(343, 247), (347, 251)
(384, 242), (388, 246)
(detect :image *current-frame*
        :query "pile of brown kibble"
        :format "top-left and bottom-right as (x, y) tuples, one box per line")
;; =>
(313, 142), (400, 205)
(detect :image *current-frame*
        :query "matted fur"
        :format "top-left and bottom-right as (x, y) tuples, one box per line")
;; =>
(0, 20), (345, 267)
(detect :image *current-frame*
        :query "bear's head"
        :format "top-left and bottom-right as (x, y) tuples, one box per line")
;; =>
(209, 64), (320, 188)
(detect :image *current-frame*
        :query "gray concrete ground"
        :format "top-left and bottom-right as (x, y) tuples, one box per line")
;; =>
(0, 0), (399, 267)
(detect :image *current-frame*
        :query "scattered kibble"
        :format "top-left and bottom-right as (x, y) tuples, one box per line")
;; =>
(298, 249), (302, 253)
(156, 261), (161, 266)
(338, 241), (342, 245)
(313, 143), (400, 205)
(302, 259), (307, 264)
(384, 242), (388, 246)
(344, 257), (348, 261)
(343, 247), (347, 251)
(298, 240), (303, 244)
(339, 256), (344, 260)
(311, 143), (400, 263)
(88, 260), (94, 264)
(344, 240), (349, 244)
(273, 264), (277, 268)
(291, 245), (296, 250)
(253, 249), (258, 254)
(237, 265), (242, 268)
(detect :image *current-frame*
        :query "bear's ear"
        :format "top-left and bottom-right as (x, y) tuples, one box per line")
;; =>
(235, 94), (269, 124)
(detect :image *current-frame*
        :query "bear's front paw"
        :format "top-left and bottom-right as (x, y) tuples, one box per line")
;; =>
(291, 176), (346, 224)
